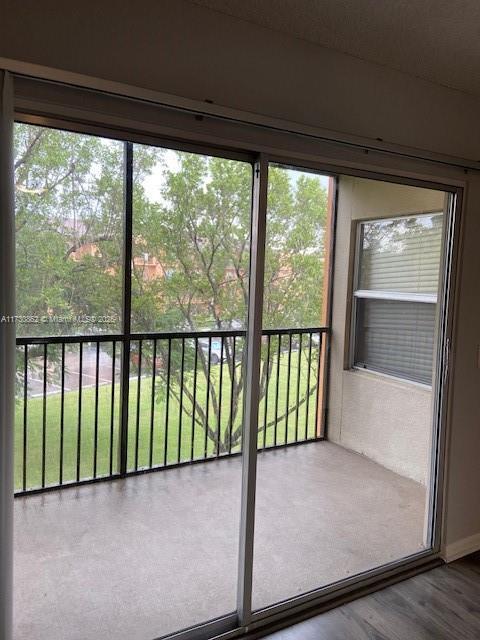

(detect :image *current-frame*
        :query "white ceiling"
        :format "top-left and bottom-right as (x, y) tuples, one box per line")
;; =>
(190, 0), (480, 97)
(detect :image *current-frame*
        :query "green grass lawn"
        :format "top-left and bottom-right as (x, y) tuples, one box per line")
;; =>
(15, 351), (319, 491)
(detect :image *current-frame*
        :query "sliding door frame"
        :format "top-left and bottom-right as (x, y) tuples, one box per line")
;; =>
(8, 82), (465, 640)
(247, 178), (461, 628)
(237, 156), (268, 627)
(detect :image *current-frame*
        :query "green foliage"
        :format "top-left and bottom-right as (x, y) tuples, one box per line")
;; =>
(14, 123), (327, 454)
(131, 151), (252, 332)
(14, 125), (157, 335)
(264, 168), (327, 327)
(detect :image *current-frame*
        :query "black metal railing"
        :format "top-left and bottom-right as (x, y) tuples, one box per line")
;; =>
(14, 327), (327, 495)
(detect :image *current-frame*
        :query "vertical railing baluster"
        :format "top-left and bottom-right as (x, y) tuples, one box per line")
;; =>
(76, 343), (83, 483)
(59, 342), (65, 485)
(285, 333), (292, 444)
(16, 326), (326, 495)
(238, 336), (245, 453)
(228, 336), (236, 455)
(149, 339), (157, 469)
(190, 339), (198, 461)
(217, 336), (224, 457)
(178, 337), (185, 463)
(314, 332), (322, 439)
(22, 345), (28, 491)
(295, 333), (302, 442)
(274, 334), (281, 447)
(135, 339), (142, 471)
(262, 335), (270, 450)
(109, 341), (116, 476)
(204, 337), (212, 458)
(164, 339), (171, 466)
(305, 332), (313, 440)
(41, 343), (47, 488)
(93, 341), (100, 478)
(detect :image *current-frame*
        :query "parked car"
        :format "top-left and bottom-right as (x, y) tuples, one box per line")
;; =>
(198, 338), (225, 365)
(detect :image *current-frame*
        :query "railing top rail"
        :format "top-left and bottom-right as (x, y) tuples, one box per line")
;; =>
(261, 327), (328, 336)
(16, 326), (329, 345)
(16, 333), (126, 345)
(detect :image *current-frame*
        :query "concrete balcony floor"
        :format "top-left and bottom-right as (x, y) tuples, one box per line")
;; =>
(14, 441), (426, 640)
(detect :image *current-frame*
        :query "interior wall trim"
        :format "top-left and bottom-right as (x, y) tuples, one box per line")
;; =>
(443, 533), (480, 562)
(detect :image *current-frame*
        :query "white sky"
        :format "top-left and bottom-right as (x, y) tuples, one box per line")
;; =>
(142, 149), (330, 203)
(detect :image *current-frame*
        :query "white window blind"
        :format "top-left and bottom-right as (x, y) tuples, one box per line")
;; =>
(353, 213), (443, 385)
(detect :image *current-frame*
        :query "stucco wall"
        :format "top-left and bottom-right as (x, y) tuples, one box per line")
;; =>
(328, 176), (445, 485)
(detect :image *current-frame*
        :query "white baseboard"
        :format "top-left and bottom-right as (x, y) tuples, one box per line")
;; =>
(443, 533), (480, 563)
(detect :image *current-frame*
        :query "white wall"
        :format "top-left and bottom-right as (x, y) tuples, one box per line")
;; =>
(328, 176), (445, 485)
(0, 0), (479, 557)
(1, 0), (480, 161)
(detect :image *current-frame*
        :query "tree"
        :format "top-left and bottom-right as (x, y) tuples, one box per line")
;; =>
(15, 125), (121, 335)
(131, 150), (327, 452)
(14, 124), (328, 452)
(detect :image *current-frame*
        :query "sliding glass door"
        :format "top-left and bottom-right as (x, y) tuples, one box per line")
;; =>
(129, 143), (253, 635)
(14, 125), (253, 639)
(13, 119), (456, 640)
(251, 172), (451, 613)
(251, 163), (333, 610)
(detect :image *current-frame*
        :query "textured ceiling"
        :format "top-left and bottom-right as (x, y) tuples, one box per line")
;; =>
(190, 0), (480, 97)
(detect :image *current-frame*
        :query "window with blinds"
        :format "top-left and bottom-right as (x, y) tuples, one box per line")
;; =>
(352, 212), (443, 385)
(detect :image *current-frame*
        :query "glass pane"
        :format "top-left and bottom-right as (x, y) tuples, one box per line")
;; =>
(252, 173), (449, 613)
(252, 164), (332, 610)
(14, 124), (126, 640)
(354, 298), (436, 384)
(14, 124), (123, 336)
(262, 164), (329, 329)
(359, 213), (443, 294)
(131, 146), (251, 332)
(13, 124), (124, 493)
(14, 129), (253, 640)
(129, 144), (252, 635)
(326, 179), (446, 590)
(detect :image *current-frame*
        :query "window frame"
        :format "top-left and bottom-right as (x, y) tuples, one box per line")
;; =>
(349, 210), (444, 386)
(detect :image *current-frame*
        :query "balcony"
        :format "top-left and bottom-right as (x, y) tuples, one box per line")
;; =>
(14, 441), (426, 640)
(13, 328), (427, 640)
(14, 327), (324, 494)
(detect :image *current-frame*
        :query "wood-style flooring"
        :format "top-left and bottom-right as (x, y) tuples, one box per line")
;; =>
(265, 553), (480, 640)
